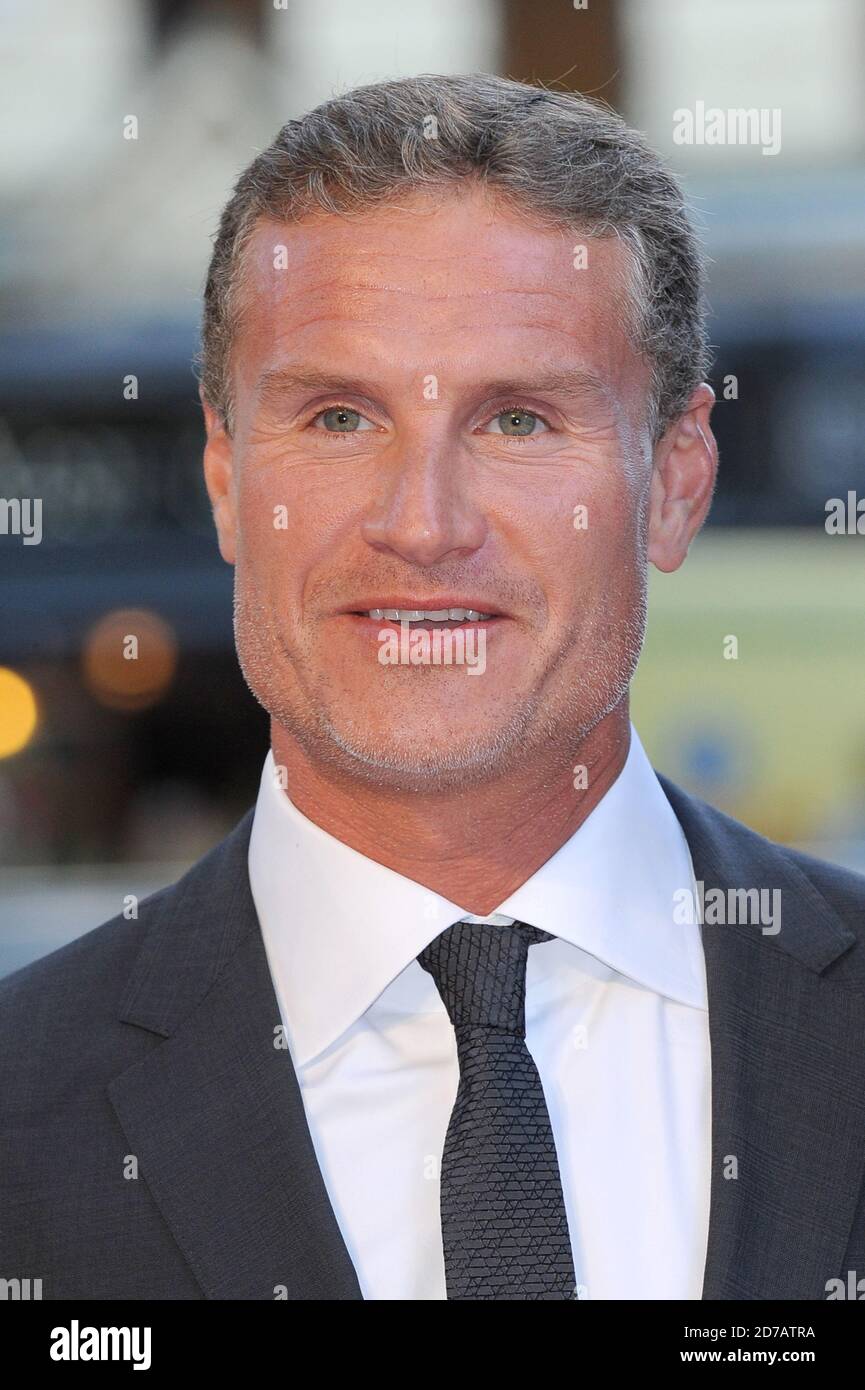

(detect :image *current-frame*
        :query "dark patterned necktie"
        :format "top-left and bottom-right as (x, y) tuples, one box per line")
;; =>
(418, 918), (577, 1300)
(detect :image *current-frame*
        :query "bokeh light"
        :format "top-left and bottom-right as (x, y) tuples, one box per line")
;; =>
(82, 608), (178, 711)
(0, 667), (39, 757)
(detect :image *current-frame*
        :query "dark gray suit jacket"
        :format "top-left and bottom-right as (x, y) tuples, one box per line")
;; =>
(2, 776), (865, 1300)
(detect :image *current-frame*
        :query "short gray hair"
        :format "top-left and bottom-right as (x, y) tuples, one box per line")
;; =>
(197, 73), (711, 441)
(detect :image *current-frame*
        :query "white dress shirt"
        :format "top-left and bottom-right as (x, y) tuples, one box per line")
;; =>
(248, 723), (712, 1300)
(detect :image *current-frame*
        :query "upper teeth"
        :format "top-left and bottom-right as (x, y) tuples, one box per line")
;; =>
(366, 608), (493, 622)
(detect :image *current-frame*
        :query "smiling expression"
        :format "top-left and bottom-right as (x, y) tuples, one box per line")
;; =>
(203, 184), (667, 790)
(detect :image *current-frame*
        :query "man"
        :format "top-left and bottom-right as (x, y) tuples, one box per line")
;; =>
(2, 73), (864, 1303)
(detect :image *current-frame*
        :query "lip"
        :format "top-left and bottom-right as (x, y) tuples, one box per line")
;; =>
(338, 612), (504, 647)
(337, 614), (506, 650)
(343, 613), (501, 628)
(338, 596), (506, 617)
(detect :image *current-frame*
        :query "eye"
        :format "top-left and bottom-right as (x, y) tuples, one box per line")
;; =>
(481, 407), (549, 438)
(312, 406), (376, 433)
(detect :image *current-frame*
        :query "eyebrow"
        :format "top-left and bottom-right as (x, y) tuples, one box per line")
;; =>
(257, 368), (377, 402)
(255, 366), (611, 406)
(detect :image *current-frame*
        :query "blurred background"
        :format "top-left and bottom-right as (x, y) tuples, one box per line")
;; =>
(1, 0), (863, 974)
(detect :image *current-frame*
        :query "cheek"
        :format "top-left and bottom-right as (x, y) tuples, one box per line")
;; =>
(235, 475), (280, 569)
(542, 466), (648, 635)
(232, 464), (309, 616)
(568, 463), (645, 562)
(583, 450), (649, 563)
(234, 456), (356, 614)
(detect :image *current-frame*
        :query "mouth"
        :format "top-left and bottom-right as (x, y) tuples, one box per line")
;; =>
(339, 599), (506, 631)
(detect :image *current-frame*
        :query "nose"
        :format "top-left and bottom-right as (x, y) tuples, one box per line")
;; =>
(360, 439), (488, 567)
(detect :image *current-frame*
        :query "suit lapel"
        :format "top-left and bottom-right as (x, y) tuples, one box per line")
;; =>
(106, 778), (865, 1301)
(659, 776), (865, 1300)
(107, 811), (363, 1300)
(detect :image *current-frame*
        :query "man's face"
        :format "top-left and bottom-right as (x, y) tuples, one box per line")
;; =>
(205, 186), (665, 790)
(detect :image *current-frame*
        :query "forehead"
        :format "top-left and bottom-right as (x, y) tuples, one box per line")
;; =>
(232, 186), (643, 397)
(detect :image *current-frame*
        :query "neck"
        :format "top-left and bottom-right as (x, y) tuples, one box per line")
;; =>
(269, 700), (631, 915)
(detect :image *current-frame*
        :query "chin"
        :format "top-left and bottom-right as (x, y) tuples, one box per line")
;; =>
(279, 705), (528, 792)
(332, 727), (506, 784)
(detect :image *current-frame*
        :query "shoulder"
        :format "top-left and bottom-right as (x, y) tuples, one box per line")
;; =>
(0, 808), (256, 1097)
(0, 807), (257, 1012)
(0, 879), (163, 1014)
(780, 839), (865, 923)
(0, 881), (175, 1091)
(656, 771), (865, 940)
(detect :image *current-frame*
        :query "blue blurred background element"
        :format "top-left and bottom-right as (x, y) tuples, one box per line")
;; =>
(1, 0), (864, 974)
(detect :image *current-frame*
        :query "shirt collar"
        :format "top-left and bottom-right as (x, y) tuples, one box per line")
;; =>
(248, 723), (705, 1066)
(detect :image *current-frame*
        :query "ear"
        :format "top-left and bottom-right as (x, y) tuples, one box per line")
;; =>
(647, 383), (718, 573)
(201, 389), (237, 565)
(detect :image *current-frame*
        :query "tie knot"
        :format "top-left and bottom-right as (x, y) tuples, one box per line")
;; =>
(418, 919), (552, 1034)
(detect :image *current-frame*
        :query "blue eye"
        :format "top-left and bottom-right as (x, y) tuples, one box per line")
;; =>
(314, 407), (375, 432)
(484, 408), (547, 437)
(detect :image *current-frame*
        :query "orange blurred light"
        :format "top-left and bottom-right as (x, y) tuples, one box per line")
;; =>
(82, 608), (178, 711)
(0, 667), (39, 757)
